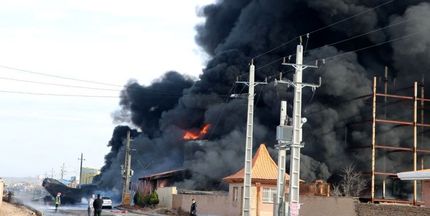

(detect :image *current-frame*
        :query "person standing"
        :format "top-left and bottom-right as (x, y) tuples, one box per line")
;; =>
(87, 194), (95, 216)
(190, 198), (197, 216)
(93, 194), (103, 216)
(54, 192), (61, 212)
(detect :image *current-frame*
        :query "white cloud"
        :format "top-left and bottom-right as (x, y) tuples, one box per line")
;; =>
(0, 0), (215, 177)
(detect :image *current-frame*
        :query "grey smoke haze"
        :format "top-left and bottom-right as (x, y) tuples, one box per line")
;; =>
(94, 0), (430, 193)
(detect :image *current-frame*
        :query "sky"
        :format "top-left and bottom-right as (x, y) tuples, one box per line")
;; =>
(0, 0), (214, 179)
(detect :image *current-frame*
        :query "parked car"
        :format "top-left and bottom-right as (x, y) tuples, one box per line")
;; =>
(102, 197), (113, 209)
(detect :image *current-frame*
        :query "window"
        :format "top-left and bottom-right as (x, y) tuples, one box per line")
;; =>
(232, 187), (239, 202)
(262, 187), (276, 203)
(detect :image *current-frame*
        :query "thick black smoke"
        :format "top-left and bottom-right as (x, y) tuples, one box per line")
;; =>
(95, 0), (430, 194)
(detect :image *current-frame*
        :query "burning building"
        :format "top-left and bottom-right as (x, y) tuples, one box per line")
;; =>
(93, 0), (430, 202)
(137, 169), (190, 196)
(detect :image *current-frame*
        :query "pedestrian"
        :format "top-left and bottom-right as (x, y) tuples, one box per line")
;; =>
(88, 194), (95, 216)
(93, 194), (103, 216)
(190, 198), (197, 216)
(55, 192), (61, 212)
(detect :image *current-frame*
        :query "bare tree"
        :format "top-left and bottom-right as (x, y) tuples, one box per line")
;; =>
(332, 164), (367, 197)
(331, 185), (342, 197)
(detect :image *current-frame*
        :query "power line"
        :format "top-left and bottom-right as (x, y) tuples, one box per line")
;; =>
(0, 76), (203, 97)
(0, 88), (235, 99)
(307, 0), (395, 35)
(257, 17), (418, 78)
(315, 28), (425, 63)
(255, 57), (284, 71)
(0, 76), (122, 91)
(300, 17), (413, 58)
(252, 37), (299, 60)
(0, 64), (123, 87)
(0, 90), (119, 98)
(252, 0), (396, 59)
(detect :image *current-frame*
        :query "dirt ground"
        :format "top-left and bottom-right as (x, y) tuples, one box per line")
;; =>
(356, 203), (430, 216)
(0, 202), (37, 216)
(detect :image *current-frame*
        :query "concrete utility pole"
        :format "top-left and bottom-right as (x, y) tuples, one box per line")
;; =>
(274, 101), (293, 216)
(78, 153), (85, 185)
(236, 60), (267, 216)
(122, 130), (133, 206)
(277, 43), (321, 216)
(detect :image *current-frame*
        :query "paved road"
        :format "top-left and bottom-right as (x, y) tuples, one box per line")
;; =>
(40, 207), (147, 216)
(33, 204), (149, 216)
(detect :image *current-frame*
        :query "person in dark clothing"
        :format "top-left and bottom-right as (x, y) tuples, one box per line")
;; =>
(190, 198), (197, 216)
(92, 194), (103, 216)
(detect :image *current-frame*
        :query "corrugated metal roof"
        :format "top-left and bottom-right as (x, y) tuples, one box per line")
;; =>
(223, 144), (289, 184)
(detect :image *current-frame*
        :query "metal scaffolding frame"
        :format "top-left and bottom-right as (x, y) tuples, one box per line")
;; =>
(370, 75), (430, 205)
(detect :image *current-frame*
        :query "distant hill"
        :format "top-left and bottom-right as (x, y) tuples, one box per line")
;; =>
(2, 177), (42, 185)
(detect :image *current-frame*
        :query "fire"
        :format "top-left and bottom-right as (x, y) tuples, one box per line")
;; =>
(183, 124), (211, 140)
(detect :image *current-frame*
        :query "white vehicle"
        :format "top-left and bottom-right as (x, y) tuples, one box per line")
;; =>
(102, 197), (113, 209)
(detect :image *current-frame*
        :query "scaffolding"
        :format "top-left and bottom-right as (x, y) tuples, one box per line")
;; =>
(370, 75), (430, 205)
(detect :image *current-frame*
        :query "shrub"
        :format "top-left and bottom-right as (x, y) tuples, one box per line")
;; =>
(134, 192), (145, 207)
(149, 191), (159, 207)
(143, 194), (151, 206)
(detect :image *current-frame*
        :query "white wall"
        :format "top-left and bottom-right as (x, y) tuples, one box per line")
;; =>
(157, 187), (177, 209)
(173, 193), (240, 216)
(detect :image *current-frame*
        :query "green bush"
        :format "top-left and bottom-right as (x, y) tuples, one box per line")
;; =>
(143, 194), (151, 206)
(149, 191), (159, 206)
(134, 192), (145, 207)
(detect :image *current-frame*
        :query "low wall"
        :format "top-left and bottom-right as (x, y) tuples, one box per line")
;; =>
(172, 192), (240, 216)
(300, 196), (356, 216)
(356, 203), (430, 216)
(157, 187), (177, 209)
(423, 180), (430, 207)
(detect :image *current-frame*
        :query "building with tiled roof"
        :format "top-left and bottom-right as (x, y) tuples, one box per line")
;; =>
(223, 144), (290, 216)
(224, 144), (289, 184)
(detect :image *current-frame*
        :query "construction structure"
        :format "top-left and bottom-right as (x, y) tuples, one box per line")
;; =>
(370, 73), (430, 205)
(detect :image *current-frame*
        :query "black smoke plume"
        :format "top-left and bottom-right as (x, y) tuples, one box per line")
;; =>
(95, 0), (430, 196)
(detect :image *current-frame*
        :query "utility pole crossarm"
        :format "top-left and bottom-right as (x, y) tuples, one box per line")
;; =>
(236, 80), (268, 86)
(282, 62), (318, 70)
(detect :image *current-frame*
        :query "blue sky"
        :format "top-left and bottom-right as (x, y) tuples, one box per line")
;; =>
(0, 0), (213, 178)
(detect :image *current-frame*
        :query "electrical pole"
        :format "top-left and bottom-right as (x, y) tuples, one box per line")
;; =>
(122, 130), (133, 206)
(236, 60), (267, 216)
(275, 101), (292, 216)
(277, 43), (321, 216)
(60, 163), (66, 180)
(78, 153), (85, 185)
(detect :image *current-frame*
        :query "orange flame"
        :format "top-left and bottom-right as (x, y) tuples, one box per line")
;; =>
(183, 124), (211, 140)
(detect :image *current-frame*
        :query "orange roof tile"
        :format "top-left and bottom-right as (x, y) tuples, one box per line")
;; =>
(223, 144), (290, 184)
